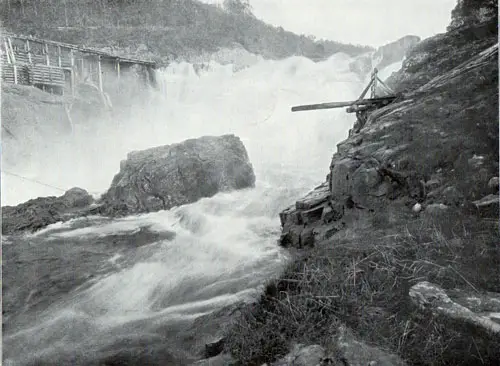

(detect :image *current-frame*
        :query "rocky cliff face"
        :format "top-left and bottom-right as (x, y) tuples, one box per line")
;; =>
(281, 21), (498, 250)
(225, 6), (499, 365)
(387, 14), (497, 93)
(448, 0), (498, 31)
(349, 35), (421, 78)
(100, 134), (256, 216)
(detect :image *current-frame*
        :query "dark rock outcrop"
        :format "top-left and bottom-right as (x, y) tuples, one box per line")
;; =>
(448, 0), (498, 31)
(387, 13), (497, 93)
(2, 187), (94, 235)
(100, 134), (256, 216)
(228, 7), (499, 366)
(280, 37), (498, 248)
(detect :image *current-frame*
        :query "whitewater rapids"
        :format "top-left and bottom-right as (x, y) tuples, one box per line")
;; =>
(2, 51), (377, 364)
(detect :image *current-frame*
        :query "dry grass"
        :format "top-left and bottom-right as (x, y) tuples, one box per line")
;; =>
(225, 209), (500, 365)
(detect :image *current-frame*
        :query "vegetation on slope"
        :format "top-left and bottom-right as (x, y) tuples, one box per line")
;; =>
(226, 213), (500, 365)
(223, 1), (499, 365)
(0, 0), (373, 63)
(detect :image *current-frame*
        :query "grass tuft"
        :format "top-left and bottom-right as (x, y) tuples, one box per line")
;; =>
(225, 209), (500, 365)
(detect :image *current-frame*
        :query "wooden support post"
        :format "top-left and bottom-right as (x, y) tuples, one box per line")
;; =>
(70, 49), (75, 96)
(79, 57), (84, 78)
(97, 55), (103, 92)
(371, 68), (378, 98)
(4, 40), (12, 64)
(13, 64), (18, 84)
(375, 76), (395, 95)
(356, 76), (374, 102)
(26, 39), (32, 63)
(7, 37), (16, 63)
(45, 43), (50, 65)
(7, 38), (18, 84)
(57, 45), (62, 67)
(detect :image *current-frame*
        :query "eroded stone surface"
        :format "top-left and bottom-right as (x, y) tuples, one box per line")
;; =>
(271, 344), (325, 366)
(100, 134), (255, 216)
(409, 281), (500, 335)
(336, 326), (407, 366)
(2, 187), (94, 235)
(473, 194), (499, 217)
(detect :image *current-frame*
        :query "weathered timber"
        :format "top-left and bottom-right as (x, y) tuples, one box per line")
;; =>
(3, 32), (156, 67)
(291, 96), (397, 112)
(1, 33), (157, 97)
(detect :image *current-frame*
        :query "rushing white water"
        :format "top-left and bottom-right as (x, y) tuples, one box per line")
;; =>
(2, 50), (400, 364)
(1, 51), (361, 205)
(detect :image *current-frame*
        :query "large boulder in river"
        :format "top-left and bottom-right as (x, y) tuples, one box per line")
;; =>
(100, 134), (255, 216)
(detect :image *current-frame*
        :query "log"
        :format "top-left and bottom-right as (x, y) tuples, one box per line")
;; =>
(291, 96), (397, 112)
(346, 105), (371, 113)
(98, 55), (103, 92)
(45, 43), (50, 65)
(26, 39), (32, 63)
(7, 38), (16, 64)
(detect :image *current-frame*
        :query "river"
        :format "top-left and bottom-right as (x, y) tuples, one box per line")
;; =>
(2, 51), (364, 365)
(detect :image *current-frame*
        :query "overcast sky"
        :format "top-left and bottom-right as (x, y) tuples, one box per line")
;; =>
(202, 0), (457, 47)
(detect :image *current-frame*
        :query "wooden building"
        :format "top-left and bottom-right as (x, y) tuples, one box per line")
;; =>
(1, 33), (156, 97)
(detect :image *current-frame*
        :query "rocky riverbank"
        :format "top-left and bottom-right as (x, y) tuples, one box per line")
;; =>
(221, 3), (499, 365)
(2, 134), (255, 236)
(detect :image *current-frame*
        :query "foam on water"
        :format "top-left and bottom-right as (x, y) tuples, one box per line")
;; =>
(3, 50), (373, 364)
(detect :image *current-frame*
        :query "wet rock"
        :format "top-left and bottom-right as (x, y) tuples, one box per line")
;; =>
(300, 227), (316, 247)
(2, 187), (94, 235)
(204, 337), (225, 358)
(488, 177), (499, 191)
(271, 344), (325, 366)
(442, 186), (464, 207)
(330, 158), (362, 198)
(446, 288), (500, 314)
(351, 163), (383, 200)
(279, 225), (302, 248)
(472, 194), (499, 217)
(295, 182), (330, 210)
(322, 201), (344, 224)
(299, 205), (325, 225)
(424, 203), (449, 216)
(409, 281), (500, 335)
(100, 134), (255, 216)
(60, 187), (94, 208)
(192, 353), (235, 366)
(279, 205), (302, 228)
(424, 177), (442, 191)
(336, 325), (407, 366)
